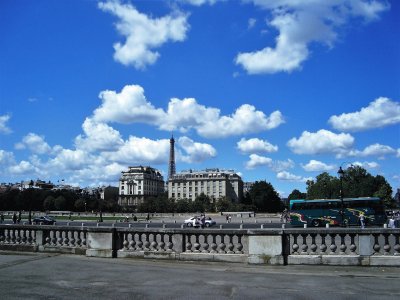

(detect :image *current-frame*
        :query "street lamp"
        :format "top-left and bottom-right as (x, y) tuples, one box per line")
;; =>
(337, 166), (345, 227)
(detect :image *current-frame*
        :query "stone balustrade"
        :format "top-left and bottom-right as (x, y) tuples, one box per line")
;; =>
(1, 224), (399, 266)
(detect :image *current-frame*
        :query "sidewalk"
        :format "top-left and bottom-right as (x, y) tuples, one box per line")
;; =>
(1, 252), (399, 299)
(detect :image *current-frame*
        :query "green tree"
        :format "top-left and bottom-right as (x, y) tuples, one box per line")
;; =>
(288, 189), (307, 200)
(54, 196), (67, 210)
(306, 172), (340, 199)
(175, 198), (191, 213)
(43, 195), (55, 211)
(248, 181), (282, 212)
(215, 196), (232, 212)
(193, 193), (212, 212)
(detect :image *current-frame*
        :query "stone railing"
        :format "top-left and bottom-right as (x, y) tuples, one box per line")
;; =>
(1, 224), (399, 266)
(0, 224), (87, 255)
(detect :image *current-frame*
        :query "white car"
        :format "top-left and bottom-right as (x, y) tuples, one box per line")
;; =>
(184, 217), (216, 227)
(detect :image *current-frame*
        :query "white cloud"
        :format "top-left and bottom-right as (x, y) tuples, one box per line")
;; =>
(270, 159), (295, 172)
(248, 18), (257, 29)
(237, 137), (278, 154)
(99, 0), (189, 69)
(75, 118), (124, 152)
(15, 133), (52, 155)
(47, 149), (93, 171)
(196, 105), (284, 138)
(397, 149), (400, 158)
(329, 97), (400, 132)
(0, 114), (12, 134)
(352, 161), (380, 169)
(358, 143), (396, 157)
(177, 136), (217, 163)
(276, 171), (311, 183)
(0, 150), (15, 166)
(287, 129), (354, 155)
(301, 159), (336, 172)
(92, 84), (284, 138)
(181, 0), (220, 5)
(245, 154), (272, 169)
(236, 0), (389, 74)
(8, 161), (36, 175)
(93, 85), (165, 124)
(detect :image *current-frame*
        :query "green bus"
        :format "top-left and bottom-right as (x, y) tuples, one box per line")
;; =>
(289, 197), (387, 227)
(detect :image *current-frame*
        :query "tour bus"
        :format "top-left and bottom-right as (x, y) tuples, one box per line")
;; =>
(289, 197), (387, 227)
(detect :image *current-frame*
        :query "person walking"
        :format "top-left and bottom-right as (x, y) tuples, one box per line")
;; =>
(12, 212), (17, 224)
(359, 213), (365, 229)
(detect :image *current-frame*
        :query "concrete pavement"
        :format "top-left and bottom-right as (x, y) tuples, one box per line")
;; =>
(1, 252), (400, 299)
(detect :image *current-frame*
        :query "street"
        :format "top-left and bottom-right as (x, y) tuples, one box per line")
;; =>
(0, 252), (399, 299)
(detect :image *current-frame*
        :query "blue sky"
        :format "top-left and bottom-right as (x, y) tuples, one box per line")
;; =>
(0, 0), (399, 197)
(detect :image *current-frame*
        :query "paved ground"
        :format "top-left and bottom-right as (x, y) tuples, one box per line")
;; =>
(1, 252), (399, 299)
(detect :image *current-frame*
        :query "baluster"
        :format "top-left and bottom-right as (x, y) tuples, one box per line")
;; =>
(227, 235), (234, 254)
(16, 229), (21, 244)
(218, 234), (226, 254)
(339, 234), (347, 255)
(210, 234), (217, 253)
(310, 233), (317, 254)
(383, 233), (391, 256)
(372, 234), (381, 255)
(64, 231), (70, 246)
(76, 231), (82, 247)
(166, 234), (173, 252)
(51, 230), (57, 246)
(11, 229), (16, 244)
(349, 234), (357, 254)
(201, 234), (209, 253)
(236, 235), (244, 254)
(0, 229), (5, 243)
(21, 229), (27, 244)
(292, 233), (299, 254)
(70, 231), (75, 247)
(319, 233), (327, 254)
(394, 234), (400, 256)
(143, 233), (150, 251)
(301, 233), (308, 254)
(136, 233), (143, 250)
(150, 233), (158, 251)
(129, 233), (136, 250)
(123, 233), (129, 250)
(82, 231), (87, 247)
(158, 234), (165, 252)
(193, 234), (201, 253)
(185, 234), (192, 252)
(5, 229), (11, 244)
(329, 234), (337, 255)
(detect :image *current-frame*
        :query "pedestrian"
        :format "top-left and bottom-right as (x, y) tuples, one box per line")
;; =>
(228, 214), (232, 223)
(388, 216), (396, 229)
(226, 214), (229, 223)
(12, 212), (17, 224)
(200, 214), (205, 229)
(18, 211), (22, 224)
(0, 213), (4, 223)
(133, 215), (137, 222)
(146, 213), (150, 221)
(359, 213), (365, 229)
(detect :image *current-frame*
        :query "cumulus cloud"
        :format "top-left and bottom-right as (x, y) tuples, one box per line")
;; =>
(98, 0), (189, 69)
(75, 118), (124, 152)
(0, 150), (15, 166)
(237, 137), (278, 154)
(8, 161), (37, 175)
(270, 159), (295, 172)
(301, 159), (336, 172)
(276, 171), (311, 183)
(352, 161), (380, 169)
(347, 143), (397, 158)
(236, 0), (389, 74)
(287, 129), (354, 155)
(0, 114), (12, 134)
(177, 136), (217, 163)
(245, 154), (272, 169)
(92, 84), (284, 138)
(181, 0), (220, 5)
(329, 97), (400, 132)
(15, 133), (53, 155)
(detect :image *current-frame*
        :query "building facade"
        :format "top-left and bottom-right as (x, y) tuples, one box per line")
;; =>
(118, 166), (165, 208)
(168, 168), (243, 202)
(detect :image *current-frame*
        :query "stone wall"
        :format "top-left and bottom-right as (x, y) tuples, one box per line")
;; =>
(1, 224), (399, 266)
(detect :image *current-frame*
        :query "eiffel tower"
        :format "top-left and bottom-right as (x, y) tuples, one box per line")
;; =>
(168, 135), (176, 179)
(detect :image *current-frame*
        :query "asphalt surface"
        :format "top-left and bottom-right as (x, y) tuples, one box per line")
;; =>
(0, 252), (399, 300)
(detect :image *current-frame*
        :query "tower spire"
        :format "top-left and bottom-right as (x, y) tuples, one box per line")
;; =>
(168, 134), (176, 179)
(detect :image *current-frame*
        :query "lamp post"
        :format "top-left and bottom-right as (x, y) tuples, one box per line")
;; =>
(337, 166), (345, 227)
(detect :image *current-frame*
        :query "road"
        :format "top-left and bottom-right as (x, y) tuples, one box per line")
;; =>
(0, 252), (399, 299)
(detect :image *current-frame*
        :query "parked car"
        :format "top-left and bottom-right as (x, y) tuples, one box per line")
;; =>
(33, 216), (56, 225)
(184, 216), (216, 227)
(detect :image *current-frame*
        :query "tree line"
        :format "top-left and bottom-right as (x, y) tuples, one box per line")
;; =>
(0, 166), (396, 213)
